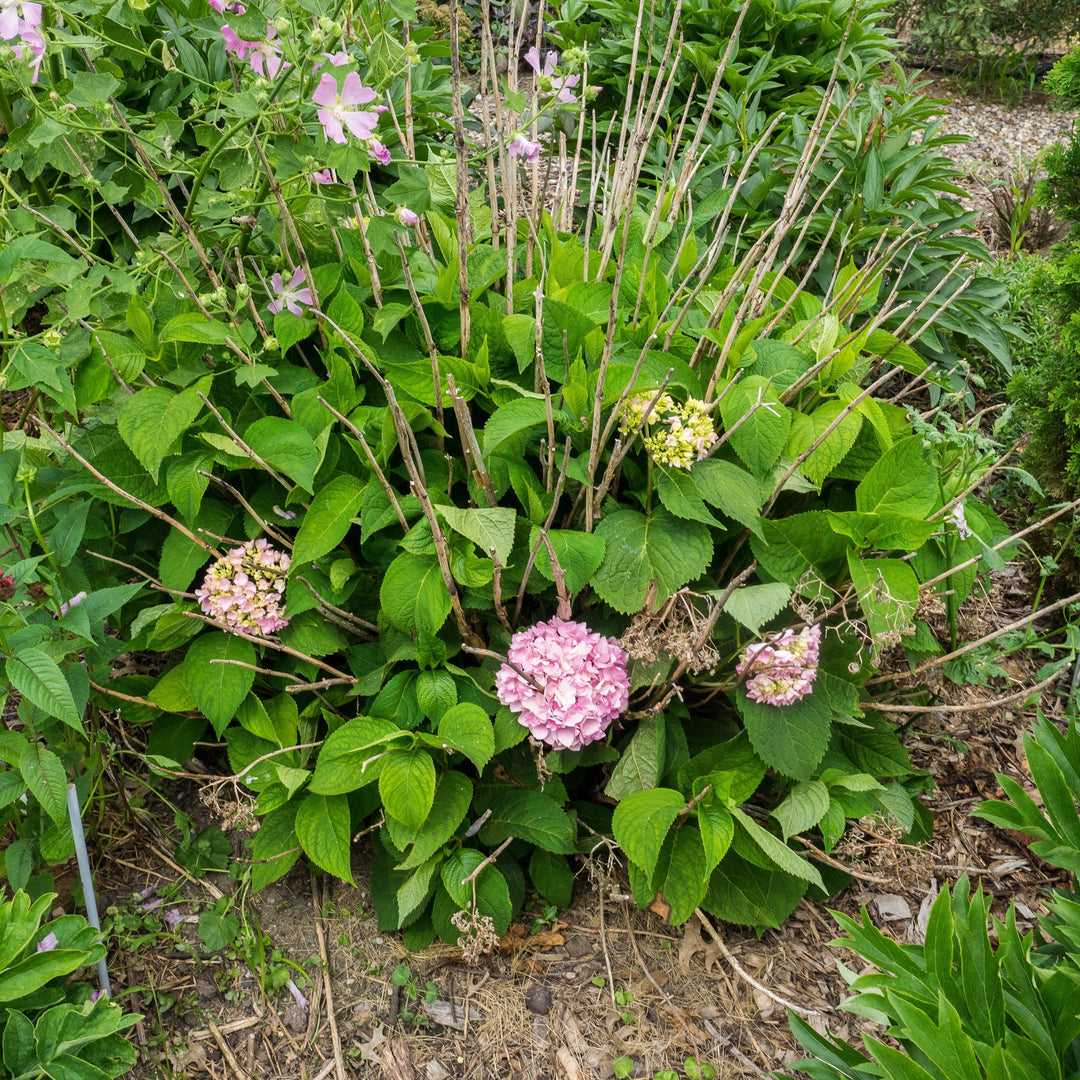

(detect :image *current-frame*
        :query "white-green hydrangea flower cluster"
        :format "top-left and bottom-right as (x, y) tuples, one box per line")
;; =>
(620, 393), (717, 470)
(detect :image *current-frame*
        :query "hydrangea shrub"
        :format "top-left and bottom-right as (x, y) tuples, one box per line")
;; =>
(0, 0), (1028, 942)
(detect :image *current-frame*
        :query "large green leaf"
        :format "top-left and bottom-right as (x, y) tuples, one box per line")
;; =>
(244, 417), (319, 491)
(719, 377), (791, 477)
(592, 509), (712, 614)
(771, 780), (831, 840)
(654, 466), (721, 527)
(529, 527), (606, 595)
(856, 436), (941, 518)
(378, 749), (436, 832)
(735, 685), (831, 781)
(440, 849), (514, 935)
(6, 649), (82, 732)
(697, 798), (734, 878)
(660, 824), (709, 925)
(692, 459), (764, 537)
(612, 788), (685, 878)
(296, 793), (354, 883)
(847, 552), (920, 646)
(786, 401), (863, 487)
(729, 806), (823, 888)
(435, 702), (495, 772)
(291, 474), (365, 569)
(396, 771), (473, 870)
(702, 850), (807, 929)
(309, 716), (404, 794)
(380, 552), (452, 634)
(19, 742), (67, 826)
(182, 633), (256, 736)
(437, 505), (516, 563)
(718, 581), (791, 634)
(476, 787), (576, 854)
(117, 384), (205, 483)
(604, 714), (665, 799)
(251, 801), (300, 891)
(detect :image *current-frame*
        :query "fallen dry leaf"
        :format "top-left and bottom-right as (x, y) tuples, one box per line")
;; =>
(677, 913), (721, 974)
(649, 894), (673, 923)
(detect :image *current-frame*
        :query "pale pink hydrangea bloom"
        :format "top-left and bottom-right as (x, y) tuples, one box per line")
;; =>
(312, 71), (380, 144)
(267, 266), (313, 316)
(194, 538), (290, 636)
(496, 618), (629, 751)
(737, 624), (821, 707)
(948, 502), (973, 540)
(508, 133), (541, 163)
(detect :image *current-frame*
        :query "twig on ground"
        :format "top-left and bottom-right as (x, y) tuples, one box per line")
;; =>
(310, 875), (348, 1080)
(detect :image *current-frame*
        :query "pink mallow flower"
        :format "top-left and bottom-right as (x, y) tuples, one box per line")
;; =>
(221, 24), (257, 61)
(524, 45), (580, 103)
(0, 0), (41, 38)
(267, 266), (313, 316)
(496, 618), (629, 751)
(395, 206), (419, 226)
(507, 133), (541, 163)
(248, 26), (287, 79)
(208, 0), (245, 13)
(368, 139), (391, 166)
(194, 538), (290, 636)
(12, 28), (44, 83)
(312, 71), (380, 145)
(737, 624), (821, 707)
(311, 168), (336, 184)
(948, 502), (973, 540)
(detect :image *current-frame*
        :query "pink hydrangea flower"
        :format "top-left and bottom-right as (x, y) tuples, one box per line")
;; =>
(737, 624), (821, 707)
(312, 71), (380, 144)
(508, 133), (541, 162)
(267, 266), (313, 316)
(496, 618), (629, 751)
(194, 538), (290, 636)
(0, 0), (41, 38)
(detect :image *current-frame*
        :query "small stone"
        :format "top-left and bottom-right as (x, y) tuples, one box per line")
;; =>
(525, 984), (552, 1015)
(426, 1061), (451, 1080)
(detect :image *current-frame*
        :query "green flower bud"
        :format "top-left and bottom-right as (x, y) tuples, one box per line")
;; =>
(272, 15), (290, 35)
(42, 328), (63, 348)
(263, 336), (279, 351)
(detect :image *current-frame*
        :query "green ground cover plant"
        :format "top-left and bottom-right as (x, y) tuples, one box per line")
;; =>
(0, 0), (1070, 959)
(786, 709), (1080, 1080)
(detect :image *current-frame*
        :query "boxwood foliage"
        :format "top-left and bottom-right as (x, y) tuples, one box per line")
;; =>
(0, 0), (1016, 939)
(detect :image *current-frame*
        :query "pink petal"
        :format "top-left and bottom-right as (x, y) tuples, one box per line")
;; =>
(524, 46), (540, 74)
(317, 108), (346, 144)
(311, 72), (339, 108)
(342, 110), (378, 141)
(294, 287), (313, 306)
(287, 266), (306, 289)
(340, 71), (376, 107)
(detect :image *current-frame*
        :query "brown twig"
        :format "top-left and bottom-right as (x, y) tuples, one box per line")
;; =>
(311, 875), (348, 1080)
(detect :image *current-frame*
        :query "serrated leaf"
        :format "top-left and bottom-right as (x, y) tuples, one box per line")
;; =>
(855, 436), (939, 518)
(379, 749), (436, 832)
(702, 850), (807, 929)
(717, 582), (792, 634)
(380, 552), (451, 634)
(18, 742), (67, 825)
(786, 401), (863, 486)
(182, 633), (256, 737)
(847, 552), (919, 646)
(440, 849), (513, 935)
(436, 703), (495, 771)
(735, 685), (831, 781)
(529, 528), (606, 595)
(612, 788), (685, 878)
(160, 312), (229, 344)
(251, 801), (301, 891)
(296, 793), (354, 883)
(244, 417), (319, 491)
(437, 505), (516, 563)
(697, 799), (734, 878)
(118, 385), (204, 483)
(659, 825), (709, 925)
(692, 459), (763, 536)
(654, 466), (720, 527)
(593, 509), (712, 614)
(729, 806), (823, 888)
(719, 377), (791, 477)
(291, 473), (365, 569)
(476, 787), (576, 854)
(397, 771), (473, 870)
(605, 714), (665, 800)
(6, 648), (82, 732)
(771, 780), (830, 839)
(529, 849), (573, 909)
(310, 716), (404, 794)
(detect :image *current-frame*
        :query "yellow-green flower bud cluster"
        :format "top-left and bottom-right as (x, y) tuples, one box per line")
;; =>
(620, 393), (717, 470)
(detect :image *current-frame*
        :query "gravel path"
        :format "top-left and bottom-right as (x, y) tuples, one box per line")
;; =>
(918, 75), (1077, 249)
